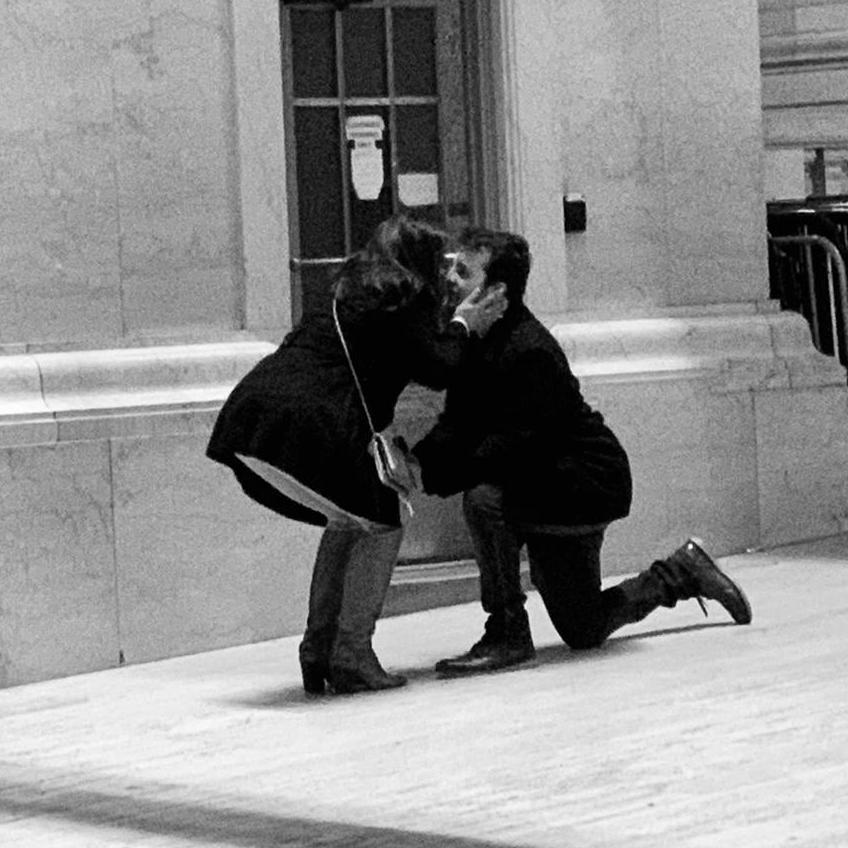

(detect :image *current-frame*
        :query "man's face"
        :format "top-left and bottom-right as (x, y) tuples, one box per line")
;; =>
(445, 247), (491, 301)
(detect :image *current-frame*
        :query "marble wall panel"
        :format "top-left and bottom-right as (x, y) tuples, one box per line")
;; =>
(755, 387), (848, 546)
(0, 0), (242, 345)
(553, 0), (670, 315)
(0, 128), (122, 345)
(120, 267), (238, 335)
(523, 0), (769, 315)
(589, 379), (761, 574)
(111, 433), (319, 664)
(112, 1), (240, 334)
(658, 0), (769, 307)
(0, 2), (143, 135)
(0, 2), (144, 345)
(0, 441), (119, 687)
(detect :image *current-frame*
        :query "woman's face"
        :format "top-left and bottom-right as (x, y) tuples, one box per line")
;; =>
(445, 247), (491, 301)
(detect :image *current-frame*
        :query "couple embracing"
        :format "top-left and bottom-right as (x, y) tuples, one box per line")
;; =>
(207, 216), (751, 696)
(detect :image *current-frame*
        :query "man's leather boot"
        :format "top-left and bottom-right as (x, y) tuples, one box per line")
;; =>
(435, 606), (535, 675)
(653, 537), (752, 624)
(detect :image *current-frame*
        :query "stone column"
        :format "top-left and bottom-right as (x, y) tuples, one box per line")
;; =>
(505, 0), (769, 318)
(497, 0), (848, 569)
(231, 0), (291, 336)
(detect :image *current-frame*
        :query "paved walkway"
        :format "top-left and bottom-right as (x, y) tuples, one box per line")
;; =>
(1, 535), (847, 847)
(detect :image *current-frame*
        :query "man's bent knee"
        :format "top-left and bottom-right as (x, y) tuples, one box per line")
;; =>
(555, 623), (607, 651)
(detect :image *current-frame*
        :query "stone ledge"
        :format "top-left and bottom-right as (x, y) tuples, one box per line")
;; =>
(761, 29), (848, 70)
(553, 309), (846, 392)
(0, 341), (274, 446)
(1, 310), (845, 449)
(385, 559), (532, 618)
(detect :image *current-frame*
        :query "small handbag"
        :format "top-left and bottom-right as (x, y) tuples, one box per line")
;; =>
(333, 299), (416, 516)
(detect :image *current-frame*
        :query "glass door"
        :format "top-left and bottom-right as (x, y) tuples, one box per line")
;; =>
(281, 0), (478, 319)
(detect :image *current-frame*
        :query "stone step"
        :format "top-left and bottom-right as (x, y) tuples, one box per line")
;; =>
(385, 558), (532, 617)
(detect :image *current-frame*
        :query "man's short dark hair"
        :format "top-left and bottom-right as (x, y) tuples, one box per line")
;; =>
(458, 227), (531, 303)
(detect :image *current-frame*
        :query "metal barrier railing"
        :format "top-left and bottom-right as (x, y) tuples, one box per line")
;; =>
(768, 233), (848, 364)
(767, 200), (848, 369)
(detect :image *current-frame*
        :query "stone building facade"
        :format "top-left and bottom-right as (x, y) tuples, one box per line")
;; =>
(1, 0), (846, 687)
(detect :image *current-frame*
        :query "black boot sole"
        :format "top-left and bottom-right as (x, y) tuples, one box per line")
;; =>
(300, 661), (330, 695)
(435, 647), (536, 676)
(328, 667), (408, 694)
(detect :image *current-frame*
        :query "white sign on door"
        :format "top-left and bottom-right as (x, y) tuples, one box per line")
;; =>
(398, 172), (439, 207)
(345, 115), (385, 201)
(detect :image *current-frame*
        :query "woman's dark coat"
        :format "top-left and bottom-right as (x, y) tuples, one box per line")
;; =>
(412, 304), (633, 527)
(206, 297), (469, 528)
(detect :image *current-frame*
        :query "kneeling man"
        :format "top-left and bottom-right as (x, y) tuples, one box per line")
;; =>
(412, 228), (751, 674)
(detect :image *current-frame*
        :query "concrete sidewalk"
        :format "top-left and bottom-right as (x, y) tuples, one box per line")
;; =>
(0, 534), (846, 847)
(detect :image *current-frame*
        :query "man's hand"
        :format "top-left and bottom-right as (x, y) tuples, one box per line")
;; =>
(453, 283), (507, 337)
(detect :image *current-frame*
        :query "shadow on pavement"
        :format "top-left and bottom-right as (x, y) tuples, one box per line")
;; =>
(228, 619), (738, 709)
(0, 778), (536, 848)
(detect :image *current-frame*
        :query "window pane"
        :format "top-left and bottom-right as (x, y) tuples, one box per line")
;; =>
(291, 9), (337, 98)
(396, 105), (439, 173)
(294, 107), (345, 258)
(393, 8), (436, 96)
(347, 106), (393, 250)
(397, 105), (442, 223)
(343, 8), (386, 97)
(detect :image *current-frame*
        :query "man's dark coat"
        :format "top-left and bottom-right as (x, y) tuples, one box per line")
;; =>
(413, 304), (633, 527)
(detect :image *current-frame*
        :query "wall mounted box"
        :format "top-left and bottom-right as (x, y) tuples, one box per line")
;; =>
(564, 194), (587, 233)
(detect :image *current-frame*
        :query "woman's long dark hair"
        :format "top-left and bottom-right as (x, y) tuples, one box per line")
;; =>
(333, 216), (448, 315)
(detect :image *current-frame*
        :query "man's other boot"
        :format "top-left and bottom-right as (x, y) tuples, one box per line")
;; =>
(435, 606), (535, 675)
(328, 527), (408, 694)
(653, 537), (752, 624)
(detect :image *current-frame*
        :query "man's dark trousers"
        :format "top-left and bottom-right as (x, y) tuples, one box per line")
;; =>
(463, 483), (676, 649)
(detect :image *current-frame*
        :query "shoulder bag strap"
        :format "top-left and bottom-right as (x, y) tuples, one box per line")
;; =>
(333, 298), (378, 437)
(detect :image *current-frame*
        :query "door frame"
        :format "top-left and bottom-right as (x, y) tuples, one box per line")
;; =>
(230, 0), (515, 333)
(278, 0), (511, 321)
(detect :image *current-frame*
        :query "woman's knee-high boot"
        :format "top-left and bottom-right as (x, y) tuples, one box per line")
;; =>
(299, 527), (357, 694)
(328, 526), (407, 694)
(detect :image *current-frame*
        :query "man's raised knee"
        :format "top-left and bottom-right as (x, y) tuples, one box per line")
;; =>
(559, 626), (607, 651)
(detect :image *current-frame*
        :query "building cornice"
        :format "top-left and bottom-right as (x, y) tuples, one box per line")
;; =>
(761, 30), (848, 71)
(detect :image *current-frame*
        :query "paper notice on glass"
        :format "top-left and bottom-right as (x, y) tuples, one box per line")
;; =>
(345, 115), (385, 200)
(350, 147), (384, 200)
(398, 172), (439, 207)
